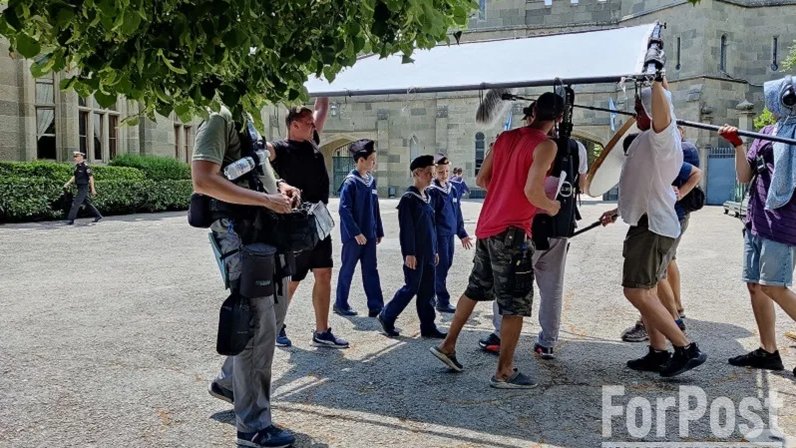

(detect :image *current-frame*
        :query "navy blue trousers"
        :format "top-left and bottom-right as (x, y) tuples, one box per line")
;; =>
(382, 261), (437, 332)
(335, 240), (384, 312)
(435, 235), (455, 307)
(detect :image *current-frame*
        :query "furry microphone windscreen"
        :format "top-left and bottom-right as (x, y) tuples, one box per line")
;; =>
(476, 88), (515, 125)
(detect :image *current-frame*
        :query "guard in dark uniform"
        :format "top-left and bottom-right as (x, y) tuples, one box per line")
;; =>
(378, 155), (446, 339)
(64, 151), (102, 225)
(427, 154), (473, 313)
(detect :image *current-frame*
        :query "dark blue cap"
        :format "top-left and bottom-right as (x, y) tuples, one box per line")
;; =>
(410, 155), (435, 171)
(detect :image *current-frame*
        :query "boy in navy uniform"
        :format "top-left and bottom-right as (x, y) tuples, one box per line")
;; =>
(334, 139), (385, 317)
(428, 154), (473, 313)
(378, 155), (446, 338)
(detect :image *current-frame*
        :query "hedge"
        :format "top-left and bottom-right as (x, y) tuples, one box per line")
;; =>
(109, 154), (191, 181)
(0, 160), (146, 183)
(0, 177), (193, 222)
(0, 157), (193, 223)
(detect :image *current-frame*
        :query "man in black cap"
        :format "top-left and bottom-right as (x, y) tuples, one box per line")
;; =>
(378, 154), (445, 338)
(334, 139), (386, 317)
(63, 151), (103, 225)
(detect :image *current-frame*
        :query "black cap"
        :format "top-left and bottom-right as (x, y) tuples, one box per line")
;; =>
(434, 153), (449, 165)
(349, 139), (375, 161)
(410, 155), (435, 171)
(534, 92), (565, 121)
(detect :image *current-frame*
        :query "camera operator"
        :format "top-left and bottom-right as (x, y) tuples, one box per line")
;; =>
(192, 106), (300, 448)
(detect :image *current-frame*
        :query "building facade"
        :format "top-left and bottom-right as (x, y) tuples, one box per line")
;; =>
(3, 0), (795, 200)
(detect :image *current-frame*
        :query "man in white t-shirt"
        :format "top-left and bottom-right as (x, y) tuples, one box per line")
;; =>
(600, 77), (707, 377)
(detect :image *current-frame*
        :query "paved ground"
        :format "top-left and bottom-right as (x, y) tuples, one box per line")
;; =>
(1, 199), (794, 448)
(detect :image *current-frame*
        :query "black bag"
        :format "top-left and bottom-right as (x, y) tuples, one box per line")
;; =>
(678, 186), (706, 213)
(239, 244), (277, 299)
(216, 291), (254, 356)
(188, 193), (214, 228)
(531, 214), (553, 251)
(257, 202), (334, 252)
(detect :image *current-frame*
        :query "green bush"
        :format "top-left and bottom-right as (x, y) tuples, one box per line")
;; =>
(0, 160), (146, 182)
(0, 162), (193, 223)
(109, 154), (191, 181)
(0, 177), (64, 221)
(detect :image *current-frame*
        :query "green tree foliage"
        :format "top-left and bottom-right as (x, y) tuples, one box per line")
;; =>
(753, 108), (776, 130)
(0, 0), (475, 124)
(784, 40), (796, 70)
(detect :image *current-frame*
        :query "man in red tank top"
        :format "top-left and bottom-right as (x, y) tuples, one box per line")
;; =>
(430, 92), (563, 389)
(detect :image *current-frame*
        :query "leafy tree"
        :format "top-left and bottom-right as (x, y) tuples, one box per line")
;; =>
(784, 39), (796, 70)
(0, 0), (475, 124)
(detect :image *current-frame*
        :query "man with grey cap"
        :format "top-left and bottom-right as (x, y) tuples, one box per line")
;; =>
(63, 151), (102, 225)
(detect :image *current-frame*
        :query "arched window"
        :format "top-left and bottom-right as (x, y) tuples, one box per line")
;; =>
(720, 34), (727, 72)
(475, 132), (485, 174)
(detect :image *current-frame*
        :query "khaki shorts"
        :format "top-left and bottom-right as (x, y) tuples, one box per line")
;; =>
(622, 216), (676, 289)
(669, 214), (690, 261)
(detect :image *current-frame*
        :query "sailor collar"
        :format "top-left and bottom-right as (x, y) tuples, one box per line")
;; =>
(429, 179), (454, 195)
(345, 170), (374, 187)
(401, 186), (430, 204)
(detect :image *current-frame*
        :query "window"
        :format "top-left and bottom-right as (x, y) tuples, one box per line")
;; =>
(79, 111), (88, 155)
(183, 126), (193, 163)
(109, 115), (118, 160)
(544, 0), (552, 6)
(78, 96), (119, 162)
(475, 132), (485, 174)
(93, 112), (104, 161)
(174, 124), (181, 159)
(676, 37), (681, 70)
(719, 34), (727, 72)
(571, 0), (579, 4)
(174, 123), (194, 162)
(35, 74), (56, 159)
(772, 36), (779, 71)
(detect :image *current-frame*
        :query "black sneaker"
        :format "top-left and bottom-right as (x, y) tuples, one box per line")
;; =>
(435, 304), (456, 313)
(237, 425), (295, 448)
(93, 216), (103, 223)
(429, 346), (464, 372)
(208, 381), (234, 404)
(312, 327), (350, 348)
(421, 327), (447, 339)
(333, 305), (358, 316)
(377, 313), (400, 337)
(676, 319), (686, 332)
(660, 342), (707, 377)
(478, 333), (501, 354)
(533, 343), (556, 360)
(368, 308), (382, 318)
(627, 346), (671, 372)
(728, 348), (784, 371)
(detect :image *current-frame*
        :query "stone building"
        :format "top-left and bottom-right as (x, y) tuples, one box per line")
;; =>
(3, 0), (795, 202)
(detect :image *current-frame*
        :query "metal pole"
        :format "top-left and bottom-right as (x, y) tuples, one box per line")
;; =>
(504, 93), (796, 146)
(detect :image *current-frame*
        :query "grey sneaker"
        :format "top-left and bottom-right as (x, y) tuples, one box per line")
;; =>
(429, 346), (463, 372)
(621, 321), (649, 342)
(490, 369), (538, 389)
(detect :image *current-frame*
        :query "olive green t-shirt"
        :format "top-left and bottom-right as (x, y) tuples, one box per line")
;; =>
(192, 107), (278, 193)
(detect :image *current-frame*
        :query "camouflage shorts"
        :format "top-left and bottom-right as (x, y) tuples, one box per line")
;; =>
(464, 228), (535, 317)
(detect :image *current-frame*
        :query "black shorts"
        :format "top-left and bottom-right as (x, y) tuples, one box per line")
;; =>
(292, 236), (334, 281)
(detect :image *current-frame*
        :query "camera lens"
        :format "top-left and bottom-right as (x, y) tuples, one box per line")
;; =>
(783, 89), (796, 107)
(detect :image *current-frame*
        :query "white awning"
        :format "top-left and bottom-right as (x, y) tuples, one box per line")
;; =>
(305, 23), (659, 97)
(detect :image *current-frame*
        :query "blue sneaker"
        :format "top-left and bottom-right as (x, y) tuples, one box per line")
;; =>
(276, 325), (291, 348)
(237, 425), (295, 448)
(312, 327), (349, 348)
